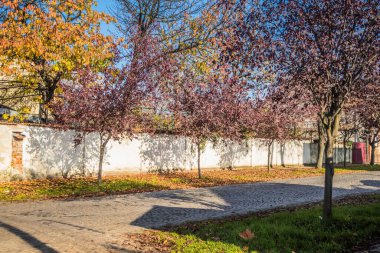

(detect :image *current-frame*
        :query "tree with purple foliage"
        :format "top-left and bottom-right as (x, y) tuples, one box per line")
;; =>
(339, 106), (359, 168)
(356, 83), (380, 166)
(52, 68), (138, 185)
(52, 34), (174, 184)
(269, 0), (379, 219)
(222, 0), (378, 219)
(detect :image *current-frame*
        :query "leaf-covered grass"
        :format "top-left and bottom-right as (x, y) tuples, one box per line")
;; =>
(0, 165), (377, 201)
(131, 195), (380, 253)
(336, 164), (380, 171)
(0, 177), (166, 201)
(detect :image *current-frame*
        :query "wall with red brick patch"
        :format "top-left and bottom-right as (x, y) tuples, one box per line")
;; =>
(11, 132), (25, 173)
(0, 123), (355, 180)
(0, 124), (25, 172)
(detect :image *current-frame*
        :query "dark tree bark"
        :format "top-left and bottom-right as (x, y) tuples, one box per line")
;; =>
(280, 142), (285, 167)
(98, 134), (111, 185)
(323, 113), (340, 220)
(343, 142), (347, 168)
(38, 103), (48, 123)
(369, 132), (379, 166)
(370, 141), (376, 166)
(197, 141), (202, 179)
(82, 133), (86, 176)
(342, 132), (350, 168)
(316, 121), (325, 169)
(323, 137), (334, 220)
(366, 135), (370, 164)
(267, 140), (274, 172)
(37, 72), (62, 123)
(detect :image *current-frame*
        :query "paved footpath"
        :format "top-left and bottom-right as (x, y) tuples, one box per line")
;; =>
(0, 172), (379, 253)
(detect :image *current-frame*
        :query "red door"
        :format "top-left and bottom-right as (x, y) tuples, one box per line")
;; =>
(352, 142), (366, 164)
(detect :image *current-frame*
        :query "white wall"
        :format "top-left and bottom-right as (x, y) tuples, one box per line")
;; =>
(0, 124), (16, 170)
(0, 124), (351, 178)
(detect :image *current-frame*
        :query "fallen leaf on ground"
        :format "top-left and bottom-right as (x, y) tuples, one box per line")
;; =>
(239, 229), (255, 240)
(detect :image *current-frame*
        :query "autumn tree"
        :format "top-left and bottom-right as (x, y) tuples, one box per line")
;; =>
(112, 0), (228, 56)
(111, 1), (228, 180)
(339, 108), (359, 167)
(161, 39), (250, 179)
(161, 63), (216, 179)
(113, 0), (204, 36)
(356, 83), (380, 165)
(260, 0), (379, 219)
(155, 1), (258, 179)
(52, 31), (173, 184)
(253, 87), (311, 171)
(254, 108), (288, 172)
(52, 69), (130, 184)
(166, 70), (252, 178)
(0, 0), (116, 122)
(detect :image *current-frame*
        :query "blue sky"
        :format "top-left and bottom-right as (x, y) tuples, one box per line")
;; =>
(94, 0), (118, 36)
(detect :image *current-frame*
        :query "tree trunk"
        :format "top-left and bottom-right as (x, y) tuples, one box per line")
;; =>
(370, 140), (376, 166)
(280, 142), (285, 167)
(39, 102), (49, 123)
(98, 144), (104, 185)
(38, 79), (59, 123)
(267, 141), (273, 172)
(323, 135), (334, 220)
(366, 134), (370, 164)
(343, 142), (347, 168)
(317, 137), (325, 169)
(82, 133), (86, 176)
(98, 135), (110, 185)
(316, 121), (325, 169)
(323, 113), (340, 221)
(197, 142), (202, 179)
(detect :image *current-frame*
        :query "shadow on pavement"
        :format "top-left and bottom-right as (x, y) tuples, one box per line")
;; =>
(0, 221), (59, 253)
(119, 179), (380, 252)
(130, 180), (380, 229)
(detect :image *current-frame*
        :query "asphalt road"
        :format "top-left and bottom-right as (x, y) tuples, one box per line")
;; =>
(0, 171), (379, 253)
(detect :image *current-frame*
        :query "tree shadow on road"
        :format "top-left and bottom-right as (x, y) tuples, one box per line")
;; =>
(0, 221), (59, 253)
(128, 180), (380, 229)
(108, 178), (380, 251)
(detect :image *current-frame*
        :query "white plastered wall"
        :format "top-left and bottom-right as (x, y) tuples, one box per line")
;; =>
(0, 124), (351, 178)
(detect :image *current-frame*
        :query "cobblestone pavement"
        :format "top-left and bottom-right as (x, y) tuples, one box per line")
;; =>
(0, 172), (379, 253)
